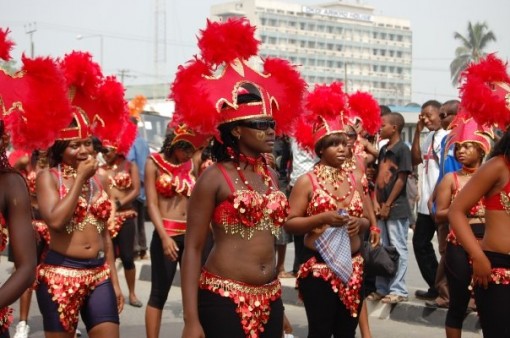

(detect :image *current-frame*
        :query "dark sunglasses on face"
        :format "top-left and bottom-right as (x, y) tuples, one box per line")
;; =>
(239, 119), (276, 131)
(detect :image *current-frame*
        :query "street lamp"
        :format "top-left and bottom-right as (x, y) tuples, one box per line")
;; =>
(76, 34), (104, 67)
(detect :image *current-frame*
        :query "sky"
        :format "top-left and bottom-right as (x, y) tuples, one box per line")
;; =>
(1, 0), (509, 105)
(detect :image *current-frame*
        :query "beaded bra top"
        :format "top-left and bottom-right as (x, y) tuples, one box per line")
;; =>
(150, 153), (195, 198)
(306, 164), (363, 218)
(51, 167), (112, 234)
(484, 157), (510, 215)
(212, 163), (288, 240)
(451, 171), (485, 218)
(105, 161), (132, 191)
(27, 170), (37, 196)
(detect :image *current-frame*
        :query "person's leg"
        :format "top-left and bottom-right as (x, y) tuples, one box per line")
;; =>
(117, 218), (141, 305)
(386, 218), (409, 297)
(412, 213), (438, 296)
(358, 300), (372, 338)
(81, 280), (119, 338)
(432, 222), (449, 306)
(374, 219), (390, 296)
(133, 199), (147, 258)
(444, 242), (471, 338)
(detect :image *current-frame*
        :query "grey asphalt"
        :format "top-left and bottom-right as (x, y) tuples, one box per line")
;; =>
(0, 223), (482, 337)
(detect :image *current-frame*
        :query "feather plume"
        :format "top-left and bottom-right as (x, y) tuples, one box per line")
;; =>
(460, 54), (510, 128)
(198, 18), (259, 65)
(263, 57), (307, 136)
(0, 28), (14, 61)
(293, 115), (316, 154)
(5, 55), (72, 151)
(116, 114), (137, 155)
(348, 91), (381, 135)
(93, 75), (127, 144)
(305, 82), (348, 119)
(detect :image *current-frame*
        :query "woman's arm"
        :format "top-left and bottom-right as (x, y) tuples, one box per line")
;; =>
(434, 173), (454, 224)
(181, 166), (219, 338)
(36, 156), (97, 231)
(117, 161), (141, 207)
(0, 173), (37, 308)
(284, 174), (348, 235)
(449, 158), (503, 288)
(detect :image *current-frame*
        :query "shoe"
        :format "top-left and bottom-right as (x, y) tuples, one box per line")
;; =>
(366, 292), (384, 301)
(425, 300), (448, 309)
(139, 250), (148, 260)
(13, 321), (30, 338)
(381, 294), (408, 304)
(415, 289), (438, 300)
(129, 299), (143, 308)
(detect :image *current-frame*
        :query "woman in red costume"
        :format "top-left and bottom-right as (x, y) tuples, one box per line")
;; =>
(173, 19), (306, 338)
(97, 93), (141, 309)
(0, 27), (77, 338)
(434, 114), (492, 338)
(285, 82), (373, 338)
(144, 123), (205, 338)
(449, 54), (510, 338)
(35, 52), (125, 338)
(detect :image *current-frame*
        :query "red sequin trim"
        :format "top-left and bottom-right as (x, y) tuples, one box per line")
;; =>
(296, 255), (364, 317)
(37, 263), (110, 332)
(110, 171), (132, 191)
(0, 306), (13, 334)
(109, 210), (137, 238)
(199, 270), (281, 338)
(34, 220), (51, 244)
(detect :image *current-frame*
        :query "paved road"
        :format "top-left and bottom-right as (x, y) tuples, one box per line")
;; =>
(0, 224), (482, 337)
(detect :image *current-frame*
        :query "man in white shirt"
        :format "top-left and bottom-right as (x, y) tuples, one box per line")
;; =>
(411, 100), (446, 300)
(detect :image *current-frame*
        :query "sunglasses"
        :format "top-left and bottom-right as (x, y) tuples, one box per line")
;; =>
(239, 119), (276, 131)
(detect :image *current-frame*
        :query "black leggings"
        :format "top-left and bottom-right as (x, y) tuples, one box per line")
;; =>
(147, 231), (184, 309)
(198, 288), (283, 338)
(445, 224), (484, 329)
(113, 217), (136, 270)
(474, 251), (510, 338)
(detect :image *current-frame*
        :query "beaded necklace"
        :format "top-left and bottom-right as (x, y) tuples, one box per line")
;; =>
(227, 148), (275, 194)
(314, 164), (354, 203)
(58, 164), (94, 211)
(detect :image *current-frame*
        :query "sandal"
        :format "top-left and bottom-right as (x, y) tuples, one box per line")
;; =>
(278, 271), (296, 278)
(366, 292), (384, 301)
(381, 294), (408, 304)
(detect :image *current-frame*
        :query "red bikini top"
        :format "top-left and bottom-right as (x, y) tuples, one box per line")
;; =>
(212, 164), (288, 240)
(27, 170), (37, 196)
(151, 153), (195, 198)
(51, 168), (112, 234)
(452, 172), (485, 218)
(484, 158), (510, 214)
(106, 161), (132, 191)
(306, 171), (363, 218)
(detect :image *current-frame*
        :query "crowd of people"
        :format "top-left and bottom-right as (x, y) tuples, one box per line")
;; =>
(1, 17), (510, 338)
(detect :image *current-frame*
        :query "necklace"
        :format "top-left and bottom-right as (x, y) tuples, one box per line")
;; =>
(227, 148), (274, 193)
(460, 166), (477, 176)
(58, 164), (93, 201)
(61, 163), (77, 179)
(314, 164), (354, 203)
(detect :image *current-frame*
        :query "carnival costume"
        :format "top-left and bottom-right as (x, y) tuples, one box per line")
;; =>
(0, 28), (72, 335)
(292, 82), (375, 337)
(458, 54), (510, 337)
(171, 18), (306, 338)
(34, 51), (129, 333)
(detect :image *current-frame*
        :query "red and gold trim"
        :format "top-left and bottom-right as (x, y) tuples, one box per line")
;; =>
(163, 219), (186, 237)
(199, 269), (281, 338)
(56, 110), (91, 141)
(0, 306), (13, 334)
(109, 209), (137, 239)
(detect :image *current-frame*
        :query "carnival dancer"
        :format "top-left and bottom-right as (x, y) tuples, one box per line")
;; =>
(144, 122), (205, 338)
(35, 52), (124, 338)
(434, 114), (493, 338)
(173, 18), (306, 338)
(284, 82), (372, 338)
(449, 54), (510, 338)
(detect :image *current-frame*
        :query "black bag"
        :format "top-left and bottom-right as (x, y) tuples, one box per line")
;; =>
(362, 242), (400, 278)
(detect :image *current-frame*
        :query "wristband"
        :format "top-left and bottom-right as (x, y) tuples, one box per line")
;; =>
(369, 226), (381, 234)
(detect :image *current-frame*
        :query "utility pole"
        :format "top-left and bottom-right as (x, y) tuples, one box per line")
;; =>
(154, 0), (167, 99)
(117, 69), (136, 84)
(24, 22), (37, 58)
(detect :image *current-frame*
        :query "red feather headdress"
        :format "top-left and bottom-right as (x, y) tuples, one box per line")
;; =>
(294, 82), (351, 152)
(445, 109), (494, 155)
(348, 91), (381, 135)
(0, 28), (14, 61)
(57, 51), (104, 140)
(170, 18), (306, 138)
(0, 28), (73, 151)
(460, 54), (510, 129)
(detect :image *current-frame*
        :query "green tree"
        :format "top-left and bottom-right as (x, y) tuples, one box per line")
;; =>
(450, 21), (496, 86)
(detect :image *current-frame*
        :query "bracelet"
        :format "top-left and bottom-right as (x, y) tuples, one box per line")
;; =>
(369, 226), (381, 234)
(115, 199), (122, 210)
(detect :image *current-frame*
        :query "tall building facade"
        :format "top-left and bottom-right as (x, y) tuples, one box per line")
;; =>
(211, 0), (412, 105)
